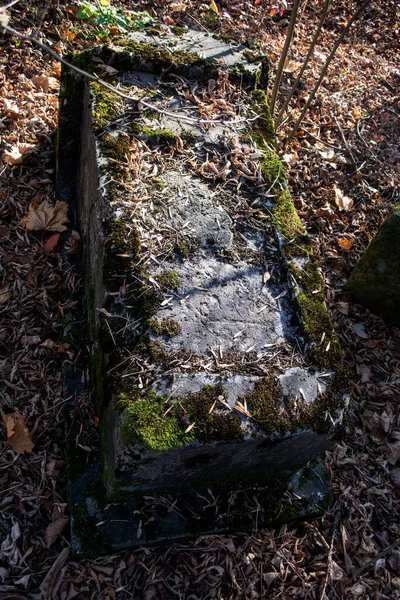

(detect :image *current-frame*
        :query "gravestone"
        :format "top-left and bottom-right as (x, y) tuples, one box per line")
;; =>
(345, 206), (400, 323)
(58, 26), (349, 554)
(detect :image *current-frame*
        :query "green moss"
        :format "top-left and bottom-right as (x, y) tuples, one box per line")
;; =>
(112, 40), (212, 74)
(90, 82), (122, 129)
(99, 134), (130, 162)
(183, 384), (244, 443)
(150, 177), (166, 190)
(272, 190), (306, 239)
(106, 218), (141, 258)
(250, 89), (275, 145)
(156, 270), (179, 289)
(148, 317), (181, 337)
(174, 237), (198, 259)
(288, 260), (322, 295)
(137, 285), (162, 317)
(281, 236), (313, 259)
(245, 376), (289, 434)
(295, 292), (344, 371)
(171, 26), (185, 36)
(142, 126), (177, 145)
(120, 391), (194, 451)
(260, 149), (287, 189)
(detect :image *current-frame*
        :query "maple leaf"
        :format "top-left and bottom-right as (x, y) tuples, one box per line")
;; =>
(2, 412), (34, 454)
(20, 201), (69, 233)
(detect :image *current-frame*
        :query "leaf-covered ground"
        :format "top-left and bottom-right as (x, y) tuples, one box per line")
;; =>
(0, 1), (399, 598)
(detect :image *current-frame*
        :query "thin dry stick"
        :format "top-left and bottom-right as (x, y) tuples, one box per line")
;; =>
(269, 0), (301, 116)
(286, 0), (372, 144)
(275, 0), (330, 129)
(0, 22), (259, 127)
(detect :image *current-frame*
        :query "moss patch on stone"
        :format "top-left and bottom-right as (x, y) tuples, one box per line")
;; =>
(245, 375), (289, 434)
(250, 89), (275, 145)
(272, 190), (305, 240)
(156, 270), (179, 290)
(118, 384), (244, 450)
(148, 317), (181, 337)
(99, 134), (130, 162)
(296, 292), (344, 371)
(90, 82), (122, 129)
(120, 391), (193, 451)
(184, 384), (244, 443)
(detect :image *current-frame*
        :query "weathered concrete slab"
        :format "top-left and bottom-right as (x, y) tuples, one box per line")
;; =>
(58, 27), (349, 554)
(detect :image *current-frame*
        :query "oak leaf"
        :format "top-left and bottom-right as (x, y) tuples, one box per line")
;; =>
(2, 412), (34, 454)
(20, 201), (69, 232)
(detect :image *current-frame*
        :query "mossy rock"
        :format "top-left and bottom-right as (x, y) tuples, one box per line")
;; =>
(345, 206), (400, 323)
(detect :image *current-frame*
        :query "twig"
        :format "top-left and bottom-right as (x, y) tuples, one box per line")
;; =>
(270, 0), (301, 116)
(286, 0), (373, 144)
(352, 538), (400, 580)
(275, 0), (330, 128)
(333, 115), (358, 169)
(319, 514), (339, 600)
(1, 0), (21, 10)
(0, 22), (259, 127)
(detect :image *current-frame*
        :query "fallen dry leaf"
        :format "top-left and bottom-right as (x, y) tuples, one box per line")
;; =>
(390, 468), (400, 489)
(44, 515), (69, 547)
(0, 287), (11, 305)
(0, 7), (10, 27)
(210, 0), (219, 15)
(65, 229), (81, 254)
(334, 184), (354, 211)
(2, 98), (20, 119)
(387, 440), (400, 466)
(44, 232), (61, 252)
(31, 75), (59, 92)
(338, 237), (354, 250)
(20, 201), (69, 232)
(2, 412), (34, 454)
(3, 143), (35, 165)
(40, 547), (70, 599)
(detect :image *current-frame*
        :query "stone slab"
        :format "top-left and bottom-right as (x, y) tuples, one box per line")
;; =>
(58, 28), (349, 554)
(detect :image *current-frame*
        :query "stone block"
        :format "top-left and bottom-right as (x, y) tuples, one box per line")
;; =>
(57, 26), (349, 554)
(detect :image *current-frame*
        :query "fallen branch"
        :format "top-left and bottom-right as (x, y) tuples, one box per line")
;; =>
(0, 21), (259, 127)
(285, 0), (373, 144)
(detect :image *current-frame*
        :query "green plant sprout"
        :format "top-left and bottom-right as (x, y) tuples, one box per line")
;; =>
(76, 2), (154, 37)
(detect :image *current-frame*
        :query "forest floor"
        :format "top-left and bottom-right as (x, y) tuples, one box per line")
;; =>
(0, 1), (399, 598)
